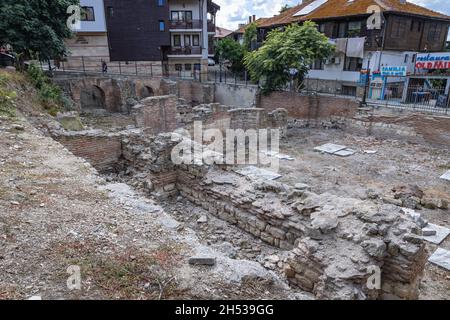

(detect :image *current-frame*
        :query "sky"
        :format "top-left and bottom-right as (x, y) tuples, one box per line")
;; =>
(214, 0), (450, 32)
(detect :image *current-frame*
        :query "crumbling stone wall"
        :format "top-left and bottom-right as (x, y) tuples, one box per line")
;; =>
(115, 133), (427, 300)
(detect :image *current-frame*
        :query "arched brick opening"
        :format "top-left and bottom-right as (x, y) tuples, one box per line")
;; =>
(80, 85), (106, 111)
(139, 86), (154, 99)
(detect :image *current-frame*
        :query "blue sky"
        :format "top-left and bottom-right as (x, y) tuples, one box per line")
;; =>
(215, 0), (450, 33)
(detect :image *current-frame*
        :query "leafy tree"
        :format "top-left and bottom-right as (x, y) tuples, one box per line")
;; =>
(216, 38), (245, 73)
(243, 22), (258, 52)
(280, 4), (292, 13)
(244, 21), (335, 94)
(0, 0), (79, 61)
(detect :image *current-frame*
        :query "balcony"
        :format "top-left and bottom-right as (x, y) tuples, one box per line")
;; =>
(169, 19), (202, 30)
(168, 47), (202, 56)
(207, 20), (215, 33)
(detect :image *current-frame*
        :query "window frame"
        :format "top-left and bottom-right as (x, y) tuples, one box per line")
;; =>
(192, 34), (200, 46)
(173, 35), (181, 47)
(159, 20), (165, 32)
(80, 6), (95, 22)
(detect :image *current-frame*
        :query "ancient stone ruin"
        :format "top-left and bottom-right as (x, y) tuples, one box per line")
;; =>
(45, 76), (433, 300)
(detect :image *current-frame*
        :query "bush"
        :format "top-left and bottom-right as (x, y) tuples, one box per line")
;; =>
(27, 63), (66, 115)
(0, 74), (17, 117)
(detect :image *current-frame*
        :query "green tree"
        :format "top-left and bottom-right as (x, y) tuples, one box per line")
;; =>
(280, 4), (292, 13)
(244, 21), (335, 93)
(216, 38), (245, 73)
(0, 0), (79, 61)
(243, 22), (258, 52)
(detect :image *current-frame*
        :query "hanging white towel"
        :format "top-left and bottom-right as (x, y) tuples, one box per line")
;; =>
(335, 38), (348, 54)
(346, 37), (365, 59)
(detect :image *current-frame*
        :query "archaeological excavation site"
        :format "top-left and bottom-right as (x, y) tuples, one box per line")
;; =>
(1, 70), (450, 301)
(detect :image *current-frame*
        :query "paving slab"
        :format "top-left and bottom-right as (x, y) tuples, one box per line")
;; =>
(314, 143), (348, 154)
(334, 149), (356, 157)
(235, 166), (282, 181)
(260, 150), (295, 161)
(429, 248), (450, 271)
(440, 170), (450, 181)
(422, 223), (450, 245)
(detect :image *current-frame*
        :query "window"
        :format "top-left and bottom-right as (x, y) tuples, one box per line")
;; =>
(81, 7), (95, 21)
(184, 35), (191, 46)
(173, 35), (181, 46)
(392, 17), (407, 38)
(312, 59), (324, 70)
(428, 23), (442, 41)
(348, 21), (361, 37)
(107, 7), (114, 18)
(318, 23), (326, 33)
(342, 85), (357, 97)
(194, 63), (201, 71)
(192, 35), (200, 46)
(171, 11), (193, 21)
(338, 22), (347, 38)
(159, 20), (165, 32)
(157, 0), (164, 6)
(175, 64), (182, 71)
(185, 64), (192, 71)
(344, 57), (363, 72)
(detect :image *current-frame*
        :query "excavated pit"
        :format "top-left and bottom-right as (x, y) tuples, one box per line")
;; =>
(43, 87), (450, 300)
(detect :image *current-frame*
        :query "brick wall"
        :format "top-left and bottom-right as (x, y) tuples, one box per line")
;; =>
(132, 95), (179, 134)
(259, 92), (359, 119)
(54, 131), (122, 171)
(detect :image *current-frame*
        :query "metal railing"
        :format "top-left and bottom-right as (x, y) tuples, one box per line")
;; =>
(367, 82), (450, 114)
(168, 47), (202, 55)
(42, 56), (205, 81)
(169, 19), (202, 29)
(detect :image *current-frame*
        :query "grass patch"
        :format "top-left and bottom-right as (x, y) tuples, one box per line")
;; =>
(55, 240), (187, 299)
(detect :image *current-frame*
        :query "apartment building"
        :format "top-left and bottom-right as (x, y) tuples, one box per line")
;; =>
(65, 0), (109, 66)
(235, 0), (450, 96)
(65, 0), (220, 75)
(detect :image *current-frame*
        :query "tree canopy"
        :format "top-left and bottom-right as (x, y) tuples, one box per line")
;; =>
(0, 0), (79, 60)
(280, 5), (292, 13)
(244, 21), (335, 93)
(216, 38), (245, 73)
(243, 22), (258, 52)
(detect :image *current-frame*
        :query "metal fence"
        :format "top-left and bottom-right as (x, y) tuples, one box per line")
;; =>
(367, 81), (450, 115)
(40, 56), (205, 81)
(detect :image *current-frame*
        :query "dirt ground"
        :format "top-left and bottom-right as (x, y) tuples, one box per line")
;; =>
(278, 128), (450, 299)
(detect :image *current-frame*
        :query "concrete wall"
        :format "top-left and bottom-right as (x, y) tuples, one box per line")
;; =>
(214, 83), (258, 108)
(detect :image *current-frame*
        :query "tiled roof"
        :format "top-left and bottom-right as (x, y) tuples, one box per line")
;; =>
(234, 18), (269, 34)
(256, 0), (450, 28)
(215, 26), (234, 38)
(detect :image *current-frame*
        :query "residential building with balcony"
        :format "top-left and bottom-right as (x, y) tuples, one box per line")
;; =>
(235, 0), (450, 97)
(165, 0), (219, 75)
(65, 0), (219, 76)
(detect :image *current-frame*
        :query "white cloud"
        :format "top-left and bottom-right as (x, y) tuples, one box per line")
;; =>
(215, 0), (450, 31)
